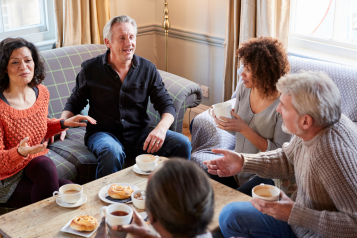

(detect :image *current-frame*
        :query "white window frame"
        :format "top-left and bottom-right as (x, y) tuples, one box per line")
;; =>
(0, 0), (56, 51)
(288, 0), (357, 66)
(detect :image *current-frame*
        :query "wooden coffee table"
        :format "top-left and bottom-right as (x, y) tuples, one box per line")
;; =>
(0, 158), (251, 238)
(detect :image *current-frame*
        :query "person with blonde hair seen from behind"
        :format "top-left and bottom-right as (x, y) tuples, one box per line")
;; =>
(0, 37), (96, 209)
(205, 71), (357, 237)
(95, 159), (214, 238)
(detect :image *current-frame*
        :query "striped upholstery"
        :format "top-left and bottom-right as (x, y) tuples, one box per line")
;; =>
(40, 44), (202, 184)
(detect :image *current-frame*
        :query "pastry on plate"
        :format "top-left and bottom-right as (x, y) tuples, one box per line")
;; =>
(108, 184), (134, 199)
(70, 215), (98, 231)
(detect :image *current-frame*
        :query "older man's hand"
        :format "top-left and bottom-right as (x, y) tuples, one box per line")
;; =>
(203, 149), (244, 177)
(251, 190), (294, 222)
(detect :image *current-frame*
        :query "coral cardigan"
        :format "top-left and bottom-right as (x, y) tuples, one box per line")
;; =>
(0, 84), (64, 180)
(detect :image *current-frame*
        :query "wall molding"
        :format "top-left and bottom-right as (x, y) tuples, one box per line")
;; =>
(138, 24), (225, 48)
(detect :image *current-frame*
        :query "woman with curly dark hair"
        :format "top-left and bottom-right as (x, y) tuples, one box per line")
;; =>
(0, 38), (96, 209)
(192, 37), (292, 194)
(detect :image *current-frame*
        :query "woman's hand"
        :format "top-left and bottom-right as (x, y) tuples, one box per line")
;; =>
(18, 137), (48, 157)
(215, 109), (248, 132)
(63, 115), (97, 128)
(114, 208), (159, 238)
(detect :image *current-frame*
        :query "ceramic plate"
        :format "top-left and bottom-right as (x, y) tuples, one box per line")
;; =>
(132, 164), (155, 175)
(56, 194), (87, 208)
(98, 183), (140, 204)
(60, 215), (99, 237)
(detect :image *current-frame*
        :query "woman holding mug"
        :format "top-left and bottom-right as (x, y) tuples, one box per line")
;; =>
(0, 37), (96, 209)
(191, 37), (293, 195)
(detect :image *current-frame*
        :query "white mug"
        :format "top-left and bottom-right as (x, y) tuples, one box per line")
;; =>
(209, 102), (232, 122)
(100, 203), (133, 228)
(136, 154), (158, 172)
(53, 184), (83, 203)
(252, 184), (280, 201)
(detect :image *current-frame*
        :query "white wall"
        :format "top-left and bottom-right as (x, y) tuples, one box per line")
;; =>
(110, 0), (228, 106)
(110, 0), (156, 25)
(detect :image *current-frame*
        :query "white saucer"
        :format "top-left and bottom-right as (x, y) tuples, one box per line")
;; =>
(60, 215), (98, 237)
(56, 194), (87, 208)
(132, 164), (155, 175)
(98, 183), (140, 204)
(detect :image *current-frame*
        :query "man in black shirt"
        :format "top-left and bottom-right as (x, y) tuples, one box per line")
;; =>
(61, 15), (191, 179)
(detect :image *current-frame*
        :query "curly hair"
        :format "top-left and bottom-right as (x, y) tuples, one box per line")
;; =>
(0, 37), (46, 91)
(237, 36), (290, 98)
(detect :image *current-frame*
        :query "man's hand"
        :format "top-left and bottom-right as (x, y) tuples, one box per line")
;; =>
(18, 137), (48, 157)
(203, 149), (244, 177)
(143, 113), (173, 154)
(113, 208), (159, 238)
(215, 109), (249, 132)
(143, 125), (167, 154)
(64, 115), (97, 127)
(251, 190), (294, 222)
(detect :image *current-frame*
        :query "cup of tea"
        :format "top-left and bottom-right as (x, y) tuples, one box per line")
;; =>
(252, 184), (280, 201)
(136, 154), (158, 172)
(209, 102), (232, 122)
(53, 184), (83, 203)
(100, 203), (133, 227)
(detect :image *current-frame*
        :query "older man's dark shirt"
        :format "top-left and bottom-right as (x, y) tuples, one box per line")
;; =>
(64, 50), (176, 145)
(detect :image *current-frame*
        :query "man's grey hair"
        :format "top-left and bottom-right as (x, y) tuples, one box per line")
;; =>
(276, 70), (341, 127)
(103, 15), (137, 42)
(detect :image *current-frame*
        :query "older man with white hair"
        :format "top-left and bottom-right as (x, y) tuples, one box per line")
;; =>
(205, 71), (357, 238)
(60, 15), (191, 179)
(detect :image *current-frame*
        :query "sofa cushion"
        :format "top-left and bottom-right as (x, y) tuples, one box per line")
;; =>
(41, 45), (107, 119)
(45, 150), (77, 181)
(288, 56), (357, 122)
(48, 128), (98, 184)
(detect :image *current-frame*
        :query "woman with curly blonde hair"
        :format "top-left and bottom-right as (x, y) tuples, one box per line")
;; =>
(192, 36), (293, 194)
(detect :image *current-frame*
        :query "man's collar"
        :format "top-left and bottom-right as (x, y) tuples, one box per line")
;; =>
(102, 49), (140, 68)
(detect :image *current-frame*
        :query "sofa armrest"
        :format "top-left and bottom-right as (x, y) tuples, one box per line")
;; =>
(147, 70), (202, 133)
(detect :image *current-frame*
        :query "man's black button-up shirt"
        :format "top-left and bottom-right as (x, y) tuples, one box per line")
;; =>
(64, 50), (176, 144)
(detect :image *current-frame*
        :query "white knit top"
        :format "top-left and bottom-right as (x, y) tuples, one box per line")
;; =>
(242, 114), (357, 238)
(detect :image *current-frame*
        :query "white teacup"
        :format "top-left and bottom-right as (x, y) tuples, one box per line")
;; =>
(252, 184), (280, 201)
(100, 203), (133, 228)
(136, 154), (158, 172)
(53, 184), (83, 203)
(209, 102), (232, 122)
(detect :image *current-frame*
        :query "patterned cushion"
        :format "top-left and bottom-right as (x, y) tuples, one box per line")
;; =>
(41, 45), (107, 119)
(45, 150), (77, 181)
(48, 129), (98, 185)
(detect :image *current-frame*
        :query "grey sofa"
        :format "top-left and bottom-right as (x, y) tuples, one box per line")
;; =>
(40, 44), (202, 185)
